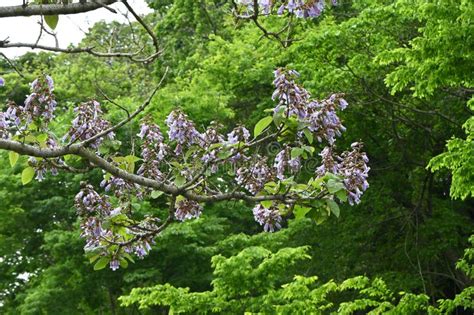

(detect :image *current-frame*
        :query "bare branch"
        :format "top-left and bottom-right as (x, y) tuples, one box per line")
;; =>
(0, 1), (162, 64)
(0, 1), (119, 18)
(81, 67), (169, 147)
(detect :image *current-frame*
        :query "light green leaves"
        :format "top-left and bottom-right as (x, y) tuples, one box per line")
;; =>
(326, 199), (340, 218)
(93, 257), (110, 271)
(254, 116), (273, 138)
(44, 15), (59, 30)
(21, 167), (35, 185)
(9, 152), (19, 167)
(151, 190), (164, 199)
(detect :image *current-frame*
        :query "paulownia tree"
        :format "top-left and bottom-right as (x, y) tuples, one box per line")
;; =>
(0, 1), (368, 271)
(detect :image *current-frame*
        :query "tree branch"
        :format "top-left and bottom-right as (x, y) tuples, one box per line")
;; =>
(0, 138), (322, 204)
(81, 67), (169, 147)
(0, 1), (119, 17)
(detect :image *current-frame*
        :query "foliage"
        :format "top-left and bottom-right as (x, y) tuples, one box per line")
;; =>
(428, 98), (474, 200)
(120, 235), (474, 314)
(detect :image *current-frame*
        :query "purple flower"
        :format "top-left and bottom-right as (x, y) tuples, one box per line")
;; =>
(110, 259), (120, 271)
(166, 110), (202, 154)
(0, 77), (5, 87)
(64, 100), (114, 150)
(174, 199), (203, 221)
(236, 156), (274, 194)
(252, 203), (282, 232)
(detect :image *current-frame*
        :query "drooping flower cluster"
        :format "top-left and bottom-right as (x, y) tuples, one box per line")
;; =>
(315, 146), (338, 177)
(174, 198), (203, 221)
(201, 125), (225, 172)
(0, 75), (57, 135)
(0, 112), (9, 139)
(27, 137), (63, 181)
(272, 69), (310, 119)
(274, 147), (301, 180)
(272, 68), (348, 145)
(23, 75), (57, 126)
(75, 184), (113, 249)
(165, 110), (202, 155)
(305, 95), (347, 144)
(236, 156), (274, 194)
(100, 175), (139, 200)
(316, 143), (370, 205)
(63, 100), (114, 149)
(137, 120), (167, 181)
(75, 184), (162, 270)
(237, 0), (335, 18)
(252, 203), (283, 232)
(338, 142), (370, 205)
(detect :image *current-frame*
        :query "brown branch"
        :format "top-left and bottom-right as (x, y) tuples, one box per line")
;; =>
(0, 1), (162, 64)
(81, 67), (169, 147)
(0, 138), (323, 204)
(0, 1), (119, 17)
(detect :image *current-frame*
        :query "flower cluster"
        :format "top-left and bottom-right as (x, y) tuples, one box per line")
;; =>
(272, 68), (348, 145)
(174, 198), (203, 221)
(23, 75), (57, 126)
(272, 69), (310, 119)
(0, 112), (9, 139)
(252, 203), (283, 232)
(274, 147), (301, 180)
(236, 156), (274, 194)
(63, 100), (114, 149)
(305, 95), (347, 144)
(137, 120), (167, 181)
(75, 185), (113, 249)
(165, 110), (202, 155)
(316, 143), (370, 205)
(237, 0), (335, 18)
(100, 175), (139, 200)
(338, 142), (370, 205)
(227, 125), (251, 145)
(27, 137), (63, 181)
(315, 146), (338, 177)
(0, 75), (57, 135)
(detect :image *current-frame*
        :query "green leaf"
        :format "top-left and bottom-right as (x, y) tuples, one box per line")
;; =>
(89, 254), (101, 264)
(44, 15), (59, 30)
(336, 190), (348, 202)
(93, 257), (109, 270)
(120, 258), (129, 269)
(9, 152), (19, 167)
(175, 175), (186, 187)
(291, 147), (304, 159)
(37, 133), (48, 144)
(326, 199), (340, 218)
(260, 200), (273, 208)
(151, 190), (164, 199)
(254, 116), (273, 138)
(327, 179), (345, 194)
(303, 129), (313, 144)
(21, 167), (35, 185)
(294, 205), (311, 220)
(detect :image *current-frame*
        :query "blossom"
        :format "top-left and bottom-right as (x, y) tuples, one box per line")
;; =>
(274, 147), (301, 180)
(165, 110), (202, 154)
(137, 120), (167, 183)
(272, 69), (349, 145)
(236, 156), (274, 194)
(315, 143), (370, 205)
(252, 203), (282, 232)
(63, 100), (114, 150)
(174, 199), (203, 221)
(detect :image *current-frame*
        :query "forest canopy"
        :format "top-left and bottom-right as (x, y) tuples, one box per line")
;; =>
(0, 0), (472, 314)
